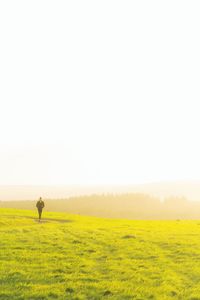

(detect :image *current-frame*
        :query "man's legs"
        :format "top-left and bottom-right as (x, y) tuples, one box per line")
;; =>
(38, 208), (42, 220)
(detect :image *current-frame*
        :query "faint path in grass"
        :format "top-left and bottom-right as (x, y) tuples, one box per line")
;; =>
(150, 236), (200, 298)
(34, 217), (73, 223)
(1, 214), (73, 223)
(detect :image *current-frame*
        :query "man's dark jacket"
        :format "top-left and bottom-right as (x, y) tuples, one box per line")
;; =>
(36, 200), (45, 210)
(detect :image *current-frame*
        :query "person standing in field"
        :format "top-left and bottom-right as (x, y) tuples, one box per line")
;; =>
(36, 197), (45, 221)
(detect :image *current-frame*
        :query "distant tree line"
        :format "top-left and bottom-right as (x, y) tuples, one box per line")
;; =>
(1, 193), (200, 219)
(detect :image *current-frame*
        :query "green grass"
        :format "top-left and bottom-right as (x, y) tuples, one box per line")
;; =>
(1, 209), (200, 299)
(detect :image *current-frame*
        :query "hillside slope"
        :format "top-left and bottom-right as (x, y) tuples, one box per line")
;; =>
(1, 209), (200, 299)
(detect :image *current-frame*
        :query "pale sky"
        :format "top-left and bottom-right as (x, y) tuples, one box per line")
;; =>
(0, 1), (200, 185)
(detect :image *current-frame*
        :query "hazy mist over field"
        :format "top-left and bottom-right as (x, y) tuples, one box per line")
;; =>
(2, 182), (200, 219)
(1, 181), (200, 201)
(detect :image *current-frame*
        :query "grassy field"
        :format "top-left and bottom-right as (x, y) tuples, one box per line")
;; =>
(1, 209), (200, 300)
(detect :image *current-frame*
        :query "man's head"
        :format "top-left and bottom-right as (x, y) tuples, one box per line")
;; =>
(39, 197), (42, 201)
